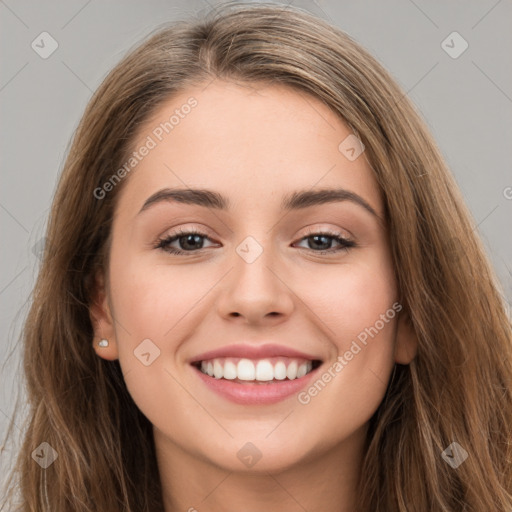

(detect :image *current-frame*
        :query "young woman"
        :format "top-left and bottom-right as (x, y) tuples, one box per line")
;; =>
(3, 3), (511, 511)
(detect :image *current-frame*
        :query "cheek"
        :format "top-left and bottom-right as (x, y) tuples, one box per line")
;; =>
(107, 257), (202, 423)
(109, 253), (214, 343)
(295, 256), (397, 345)
(293, 289), (398, 450)
(107, 252), (226, 408)
(293, 256), (398, 401)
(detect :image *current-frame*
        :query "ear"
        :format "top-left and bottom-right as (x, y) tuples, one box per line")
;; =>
(89, 270), (119, 361)
(394, 309), (418, 364)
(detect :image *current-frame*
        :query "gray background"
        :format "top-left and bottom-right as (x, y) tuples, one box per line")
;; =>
(1, 0), (511, 480)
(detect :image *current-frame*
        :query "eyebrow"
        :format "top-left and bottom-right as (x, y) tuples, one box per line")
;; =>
(139, 187), (380, 219)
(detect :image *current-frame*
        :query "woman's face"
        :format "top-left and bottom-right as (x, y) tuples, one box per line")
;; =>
(92, 80), (416, 474)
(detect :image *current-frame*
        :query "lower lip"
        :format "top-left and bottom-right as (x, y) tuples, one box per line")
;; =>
(193, 365), (320, 405)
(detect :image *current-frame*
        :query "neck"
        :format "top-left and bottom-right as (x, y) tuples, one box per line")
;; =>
(154, 425), (366, 512)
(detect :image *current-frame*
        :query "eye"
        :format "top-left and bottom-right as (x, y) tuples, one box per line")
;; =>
(155, 228), (356, 256)
(155, 228), (217, 255)
(293, 230), (356, 254)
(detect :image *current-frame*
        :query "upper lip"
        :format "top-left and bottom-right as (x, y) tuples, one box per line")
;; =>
(189, 343), (323, 364)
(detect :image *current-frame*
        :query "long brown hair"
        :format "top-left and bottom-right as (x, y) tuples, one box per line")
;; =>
(2, 3), (511, 510)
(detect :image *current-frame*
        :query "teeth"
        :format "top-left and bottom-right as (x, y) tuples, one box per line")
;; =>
(223, 361), (237, 380)
(297, 363), (308, 378)
(199, 357), (315, 381)
(213, 360), (223, 379)
(255, 360), (274, 381)
(287, 361), (298, 379)
(274, 361), (287, 380)
(237, 359), (255, 380)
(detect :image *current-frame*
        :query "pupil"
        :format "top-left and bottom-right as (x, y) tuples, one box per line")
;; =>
(181, 234), (203, 250)
(310, 235), (330, 250)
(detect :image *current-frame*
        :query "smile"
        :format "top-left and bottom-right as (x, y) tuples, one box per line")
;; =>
(189, 343), (324, 404)
(194, 357), (322, 383)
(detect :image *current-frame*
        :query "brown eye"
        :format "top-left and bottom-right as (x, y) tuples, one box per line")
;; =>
(294, 231), (355, 253)
(156, 229), (216, 255)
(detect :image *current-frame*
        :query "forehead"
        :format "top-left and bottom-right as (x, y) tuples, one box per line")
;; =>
(116, 80), (382, 218)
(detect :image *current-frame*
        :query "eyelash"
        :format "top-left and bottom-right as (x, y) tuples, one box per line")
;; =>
(155, 227), (356, 256)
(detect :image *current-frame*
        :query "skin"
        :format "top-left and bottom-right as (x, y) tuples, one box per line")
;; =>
(91, 80), (417, 512)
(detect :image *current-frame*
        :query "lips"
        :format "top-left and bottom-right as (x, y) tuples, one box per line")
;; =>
(189, 343), (323, 404)
(189, 343), (323, 364)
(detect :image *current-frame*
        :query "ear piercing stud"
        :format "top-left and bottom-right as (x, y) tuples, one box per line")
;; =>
(98, 339), (109, 348)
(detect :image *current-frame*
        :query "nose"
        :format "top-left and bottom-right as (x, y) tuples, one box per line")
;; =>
(215, 240), (295, 325)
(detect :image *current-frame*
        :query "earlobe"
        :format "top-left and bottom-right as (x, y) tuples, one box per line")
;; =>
(92, 336), (119, 361)
(394, 311), (418, 364)
(89, 271), (119, 361)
